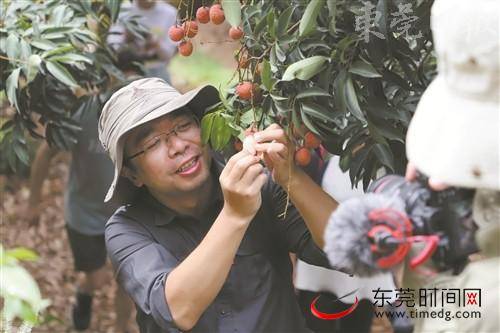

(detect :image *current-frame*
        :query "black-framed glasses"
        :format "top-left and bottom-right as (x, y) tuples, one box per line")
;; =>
(124, 116), (199, 161)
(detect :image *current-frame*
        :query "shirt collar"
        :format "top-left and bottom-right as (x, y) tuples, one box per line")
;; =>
(138, 151), (225, 226)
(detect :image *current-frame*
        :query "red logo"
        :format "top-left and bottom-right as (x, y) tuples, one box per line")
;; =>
(310, 289), (360, 320)
(466, 292), (478, 305)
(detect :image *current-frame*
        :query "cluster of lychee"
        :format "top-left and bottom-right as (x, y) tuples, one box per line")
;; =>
(235, 129), (322, 167)
(168, 4), (245, 57)
(294, 132), (322, 166)
(233, 51), (267, 103)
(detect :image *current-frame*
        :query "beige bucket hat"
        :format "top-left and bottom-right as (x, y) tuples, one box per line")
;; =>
(406, 0), (500, 190)
(98, 78), (220, 202)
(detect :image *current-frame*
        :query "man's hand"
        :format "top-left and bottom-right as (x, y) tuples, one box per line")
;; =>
(219, 151), (268, 221)
(250, 124), (300, 188)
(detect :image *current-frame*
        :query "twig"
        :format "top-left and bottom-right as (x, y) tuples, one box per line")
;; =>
(0, 55), (28, 64)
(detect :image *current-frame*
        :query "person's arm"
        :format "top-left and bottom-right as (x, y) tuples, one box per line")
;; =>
(252, 124), (338, 248)
(286, 168), (337, 248)
(24, 141), (59, 224)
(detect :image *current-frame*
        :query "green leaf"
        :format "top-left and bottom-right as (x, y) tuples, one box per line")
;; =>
(270, 94), (288, 101)
(13, 143), (30, 165)
(274, 43), (286, 62)
(277, 6), (294, 37)
(49, 53), (93, 65)
(26, 55), (42, 83)
(41, 43), (74, 58)
(106, 0), (121, 22)
(327, 0), (336, 33)
(327, 0), (336, 17)
(222, 0), (242, 27)
(267, 11), (276, 39)
(240, 109), (257, 127)
(31, 39), (57, 51)
(375, 0), (388, 38)
(367, 121), (389, 145)
(217, 87), (231, 111)
(254, 15), (268, 36)
(345, 75), (365, 122)
(51, 5), (69, 26)
(46, 61), (79, 87)
(1, 265), (49, 321)
(19, 39), (31, 61)
(333, 70), (347, 113)
(201, 113), (215, 145)
(261, 59), (273, 91)
(282, 56), (328, 81)
(373, 143), (394, 171)
(299, 0), (324, 37)
(20, 301), (38, 325)
(6, 34), (20, 60)
(6, 68), (21, 109)
(300, 109), (321, 136)
(210, 114), (232, 150)
(349, 60), (382, 78)
(296, 86), (331, 99)
(301, 102), (336, 123)
(379, 125), (405, 143)
(5, 248), (38, 261)
(300, 40), (331, 52)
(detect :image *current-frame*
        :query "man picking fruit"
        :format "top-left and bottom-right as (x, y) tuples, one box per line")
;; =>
(98, 78), (339, 332)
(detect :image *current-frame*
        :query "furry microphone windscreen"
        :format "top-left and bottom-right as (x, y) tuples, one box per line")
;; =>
(323, 193), (406, 277)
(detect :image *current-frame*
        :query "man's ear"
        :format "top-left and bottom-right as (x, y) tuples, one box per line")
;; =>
(121, 164), (144, 187)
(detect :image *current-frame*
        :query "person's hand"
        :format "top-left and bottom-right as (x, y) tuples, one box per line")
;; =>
(250, 124), (300, 188)
(219, 151), (268, 221)
(124, 29), (136, 43)
(20, 202), (42, 226)
(405, 162), (449, 191)
(144, 34), (160, 56)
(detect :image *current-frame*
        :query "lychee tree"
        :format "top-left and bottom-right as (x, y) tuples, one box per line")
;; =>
(176, 0), (436, 189)
(0, 0), (147, 173)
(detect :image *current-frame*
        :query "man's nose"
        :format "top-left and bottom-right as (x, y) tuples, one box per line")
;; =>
(167, 134), (189, 157)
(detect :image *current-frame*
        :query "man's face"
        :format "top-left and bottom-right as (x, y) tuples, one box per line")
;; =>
(122, 112), (212, 197)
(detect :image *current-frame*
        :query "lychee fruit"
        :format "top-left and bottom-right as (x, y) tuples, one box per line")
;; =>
(236, 81), (255, 100)
(234, 140), (243, 151)
(168, 25), (184, 42)
(210, 4), (225, 25)
(196, 6), (210, 24)
(295, 148), (312, 166)
(304, 132), (321, 149)
(229, 26), (244, 40)
(182, 21), (198, 38)
(178, 40), (193, 56)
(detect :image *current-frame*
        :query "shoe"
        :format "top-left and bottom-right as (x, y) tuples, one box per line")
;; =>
(72, 291), (93, 331)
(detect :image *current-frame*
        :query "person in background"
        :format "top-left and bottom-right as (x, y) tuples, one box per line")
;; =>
(295, 155), (396, 333)
(23, 50), (144, 332)
(25, 110), (135, 332)
(403, 0), (499, 332)
(107, 0), (177, 83)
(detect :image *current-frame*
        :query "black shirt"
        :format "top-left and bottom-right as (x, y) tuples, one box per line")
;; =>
(105, 157), (331, 332)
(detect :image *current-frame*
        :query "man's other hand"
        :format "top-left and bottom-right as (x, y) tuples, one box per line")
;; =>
(219, 151), (268, 221)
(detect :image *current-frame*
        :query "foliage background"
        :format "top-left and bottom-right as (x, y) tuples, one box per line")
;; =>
(203, 0), (436, 189)
(0, 0), (147, 175)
